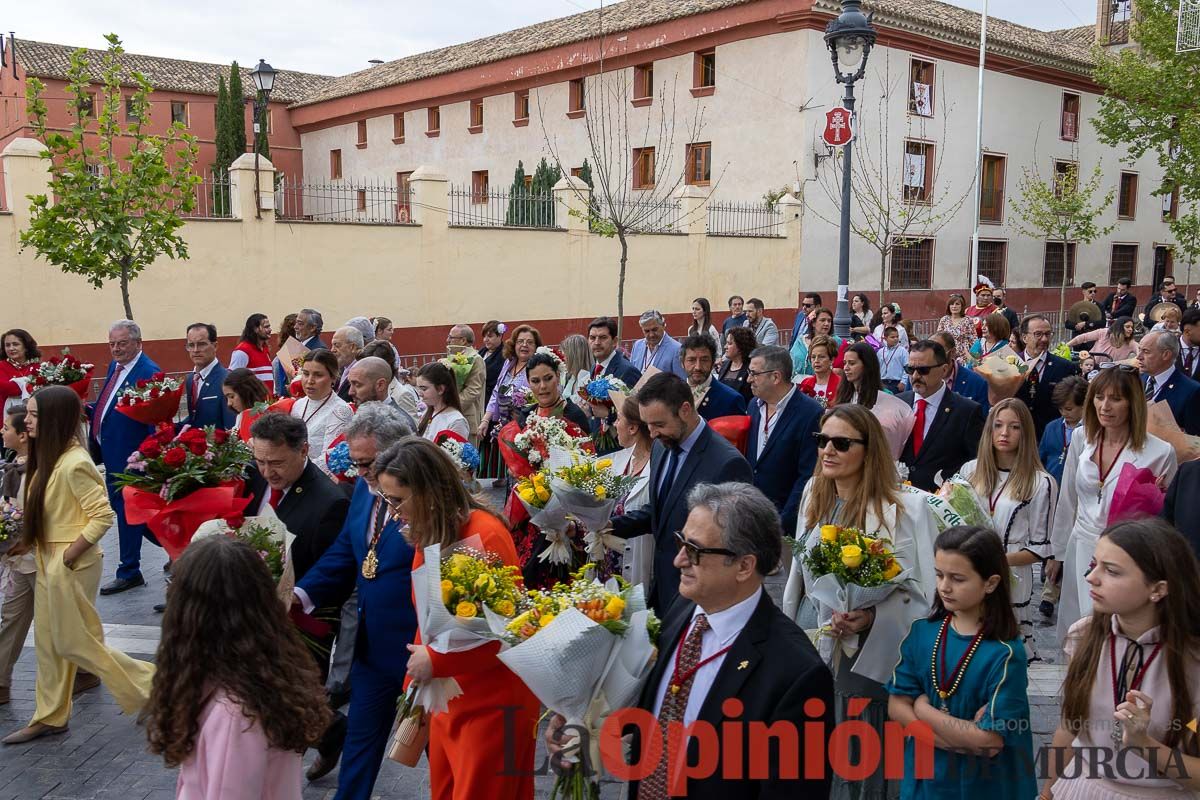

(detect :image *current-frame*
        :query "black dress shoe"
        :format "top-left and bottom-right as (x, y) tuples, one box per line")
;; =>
(306, 754), (338, 782)
(99, 576), (145, 595)
(1038, 600), (1055, 618)
(153, 603), (167, 614)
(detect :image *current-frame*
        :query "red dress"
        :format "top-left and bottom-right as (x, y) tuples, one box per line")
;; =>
(0, 359), (31, 402)
(413, 510), (539, 800)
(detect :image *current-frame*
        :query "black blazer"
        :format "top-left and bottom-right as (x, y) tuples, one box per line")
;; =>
(1015, 353), (1080, 440)
(1101, 292), (1137, 322)
(1145, 369), (1200, 436)
(610, 423), (753, 613)
(1178, 343), (1200, 382)
(625, 592), (834, 799)
(1163, 460), (1200, 560)
(247, 461), (351, 582)
(602, 349), (643, 386)
(745, 392), (823, 535)
(898, 388), (984, 492)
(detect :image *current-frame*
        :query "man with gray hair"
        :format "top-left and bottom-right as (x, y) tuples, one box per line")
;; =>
(630, 309), (686, 379)
(1139, 329), (1200, 435)
(344, 316), (376, 347)
(91, 320), (165, 595)
(273, 308), (327, 392)
(332, 326), (366, 402)
(347, 356), (417, 430)
(446, 323), (487, 445)
(294, 402), (419, 791)
(549, 482), (834, 798)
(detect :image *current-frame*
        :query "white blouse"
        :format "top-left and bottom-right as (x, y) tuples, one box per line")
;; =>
(609, 446), (651, 514)
(421, 408), (470, 442)
(291, 393), (354, 458)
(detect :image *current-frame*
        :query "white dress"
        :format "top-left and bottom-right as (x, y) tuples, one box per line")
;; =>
(608, 446), (651, 514)
(561, 369), (591, 411)
(290, 393), (354, 457)
(421, 408), (470, 442)
(609, 446), (653, 588)
(1051, 432), (1177, 646)
(957, 460), (1056, 662)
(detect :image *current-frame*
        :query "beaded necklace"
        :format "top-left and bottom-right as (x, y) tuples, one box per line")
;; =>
(930, 614), (985, 712)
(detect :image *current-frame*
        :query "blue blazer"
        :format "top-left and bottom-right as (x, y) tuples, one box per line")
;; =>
(1146, 370), (1200, 436)
(88, 354), (163, 477)
(1038, 418), (1077, 491)
(953, 365), (991, 414)
(610, 423), (753, 614)
(272, 334), (326, 394)
(184, 362), (236, 430)
(602, 350), (643, 386)
(696, 379), (747, 420)
(298, 480), (417, 675)
(745, 391), (823, 535)
(630, 334), (686, 380)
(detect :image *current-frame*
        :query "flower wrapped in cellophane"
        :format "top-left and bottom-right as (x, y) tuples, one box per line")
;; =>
(0, 501), (22, 554)
(115, 371), (184, 424)
(485, 565), (660, 800)
(440, 350), (474, 389)
(324, 440), (358, 485)
(547, 448), (640, 569)
(514, 472), (575, 566)
(935, 475), (993, 528)
(974, 354), (1030, 401)
(23, 348), (94, 399)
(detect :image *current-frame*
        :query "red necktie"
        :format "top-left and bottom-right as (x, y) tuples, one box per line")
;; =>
(592, 363), (603, 378)
(269, 488), (284, 509)
(912, 398), (927, 456)
(91, 364), (124, 444)
(192, 370), (202, 407)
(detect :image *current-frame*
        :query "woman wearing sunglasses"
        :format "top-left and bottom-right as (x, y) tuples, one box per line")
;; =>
(1048, 365), (1177, 649)
(833, 342), (915, 459)
(782, 404), (942, 800)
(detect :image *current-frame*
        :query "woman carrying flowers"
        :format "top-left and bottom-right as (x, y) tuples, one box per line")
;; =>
(968, 312), (1017, 365)
(782, 404), (945, 800)
(375, 437), (538, 800)
(0, 330), (39, 415)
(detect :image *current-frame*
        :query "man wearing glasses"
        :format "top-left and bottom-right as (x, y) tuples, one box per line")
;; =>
(1066, 282), (1106, 337)
(446, 324), (488, 444)
(1016, 314), (1080, 439)
(897, 340), (984, 492)
(610, 373), (753, 614)
(181, 322), (235, 431)
(89, 320), (164, 595)
(295, 403), (419, 794)
(789, 292), (823, 343)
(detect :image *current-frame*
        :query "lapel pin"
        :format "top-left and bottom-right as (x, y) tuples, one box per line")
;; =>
(295, 487), (303, 494)
(737, 660), (749, 670)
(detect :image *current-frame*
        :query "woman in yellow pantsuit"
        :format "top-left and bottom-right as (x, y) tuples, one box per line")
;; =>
(1, 386), (155, 744)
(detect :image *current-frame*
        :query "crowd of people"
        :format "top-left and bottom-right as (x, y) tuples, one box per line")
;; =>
(0, 278), (1199, 800)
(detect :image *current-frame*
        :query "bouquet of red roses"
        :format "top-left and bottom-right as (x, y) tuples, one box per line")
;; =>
(113, 424), (254, 559)
(115, 372), (184, 425)
(25, 349), (93, 398)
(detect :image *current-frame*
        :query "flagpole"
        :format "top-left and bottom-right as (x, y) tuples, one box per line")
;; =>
(969, 0), (989, 294)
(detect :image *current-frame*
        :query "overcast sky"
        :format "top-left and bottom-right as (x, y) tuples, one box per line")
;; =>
(4, 0), (1100, 77)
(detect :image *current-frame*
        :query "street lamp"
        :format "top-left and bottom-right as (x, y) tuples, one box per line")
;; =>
(248, 59), (277, 219)
(825, 0), (876, 338)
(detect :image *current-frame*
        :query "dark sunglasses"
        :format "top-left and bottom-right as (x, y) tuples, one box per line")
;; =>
(813, 433), (867, 452)
(673, 531), (738, 565)
(902, 364), (945, 376)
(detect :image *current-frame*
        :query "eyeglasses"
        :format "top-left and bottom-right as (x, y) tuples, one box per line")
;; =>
(747, 368), (780, 379)
(673, 531), (738, 566)
(902, 364), (944, 376)
(352, 459), (377, 472)
(813, 433), (867, 452)
(184, 342), (213, 351)
(802, 302), (815, 309)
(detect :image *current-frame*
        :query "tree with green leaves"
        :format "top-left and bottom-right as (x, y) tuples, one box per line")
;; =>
(20, 34), (201, 320)
(212, 75), (234, 215)
(528, 158), (560, 227)
(228, 62), (247, 159)
(505, 161), (529, 226)
(1009, 158), (1115, 338)
(254, 90), (271, 160)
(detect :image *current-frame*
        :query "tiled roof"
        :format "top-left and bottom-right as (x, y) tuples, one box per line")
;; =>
(13, 38), (331, 104)
(293, 0), (1098, 109)
(1051, 24), (1099, 48)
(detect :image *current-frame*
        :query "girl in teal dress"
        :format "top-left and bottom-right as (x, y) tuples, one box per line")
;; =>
(887, 526), (1037, 800)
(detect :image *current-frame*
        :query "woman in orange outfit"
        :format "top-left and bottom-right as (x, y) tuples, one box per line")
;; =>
(375, 437), (538, 800)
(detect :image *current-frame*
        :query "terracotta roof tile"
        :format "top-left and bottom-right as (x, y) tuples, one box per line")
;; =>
(1051, 24), (1099, 48)
(14, 38), (331, 104)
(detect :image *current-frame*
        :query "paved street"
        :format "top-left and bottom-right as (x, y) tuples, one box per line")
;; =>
(0, 528), (1067, 799)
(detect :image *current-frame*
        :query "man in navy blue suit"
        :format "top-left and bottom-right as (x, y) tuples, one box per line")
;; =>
(1015, 315), (1080, 439)
(89, 320), (162, 594)
(182, 323), (235, 431)
(928, 331), (991, 413)
(610, 373), (753, 613)
(680, 334), (747, 420)
(294, 403), (416, 796)
(745, 345), (822, 534)
(587, 316), (642, 385)
(273, 307), (328, 393)
(1139, 330), (1200, 436)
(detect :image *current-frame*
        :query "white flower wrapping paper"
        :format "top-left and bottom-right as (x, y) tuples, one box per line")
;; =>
(805, 570), (911, 665)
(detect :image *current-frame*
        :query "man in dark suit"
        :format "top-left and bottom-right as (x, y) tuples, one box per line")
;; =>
(247, 412), (351, 779)
(551, 483), (834, 799)
(295, 403), (417, 794)
(331, 326), (365, 404)
(1177, 308), (1200, 381)
(610, 374), (753, 614)
(1015, 314), (1080, 439)
(1143, 276), (1187, 321)
(898, 340), (984, 492)
(273, 307), (328, 392)
(1101, 278), (1137, 323)
(929, 332), (990, 413)
(991, 288), (1021, 332)
(789, 292), (822, 343)
(680, 334), (747, 421)
(182, 322), (235, 430)
(90, 320), (163, 595)
(1065, 282), (1106, 338)
(588, 316), (642, 385)
(1163, 460), (1200, 559)
(1139, 330), (1200, 436)
(745, 345), (821, 534)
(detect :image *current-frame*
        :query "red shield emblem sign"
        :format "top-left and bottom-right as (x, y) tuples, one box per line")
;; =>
(822, 106), (854, 147)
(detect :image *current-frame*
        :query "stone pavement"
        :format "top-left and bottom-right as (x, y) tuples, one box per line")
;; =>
(0, 529), (1067, 799)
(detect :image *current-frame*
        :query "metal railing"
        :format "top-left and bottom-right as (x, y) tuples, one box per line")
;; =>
(275, 176), (413, 224)
(604, 198), (683, 234)
(707, 201), (784, 237)
(448, 186), (560, 229)
(176, 172), (235, 219)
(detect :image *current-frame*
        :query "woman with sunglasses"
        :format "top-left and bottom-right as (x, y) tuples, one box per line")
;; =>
(957, 399), (1056, 663)
(782, 405), (942, 800)
(834, 342), (914, 459)
(1049, 365), (1177, 648)
(375, 437), (539, 800)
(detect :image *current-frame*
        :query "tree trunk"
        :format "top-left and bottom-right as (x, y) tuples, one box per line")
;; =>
(616, 229), (629, 342)
(120, 258), (134, 320)
(1057, 237), (1068, 346)
(879, 249), (887, 311)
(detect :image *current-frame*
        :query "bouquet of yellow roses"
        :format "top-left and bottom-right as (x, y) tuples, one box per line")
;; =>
(514, 472), (576, 566)
(548, 449), (640, 568)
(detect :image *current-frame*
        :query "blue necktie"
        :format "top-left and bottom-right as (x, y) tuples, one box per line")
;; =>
(656, 446), (681, 515)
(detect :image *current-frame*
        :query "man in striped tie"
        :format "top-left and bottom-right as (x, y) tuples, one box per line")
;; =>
(1178, 308), (1200, 381)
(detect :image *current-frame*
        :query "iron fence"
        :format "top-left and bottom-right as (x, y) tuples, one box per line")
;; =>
(176, 172), (235, 219)
(603, 198), (683, 234)
(275, 176), (413, 224)
(448, 185), (560, 229)
(707, 201), (784, 237)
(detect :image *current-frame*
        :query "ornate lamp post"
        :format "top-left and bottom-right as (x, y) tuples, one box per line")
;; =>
(825, 0), (876, 338)
(248, 59), (277, 220)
